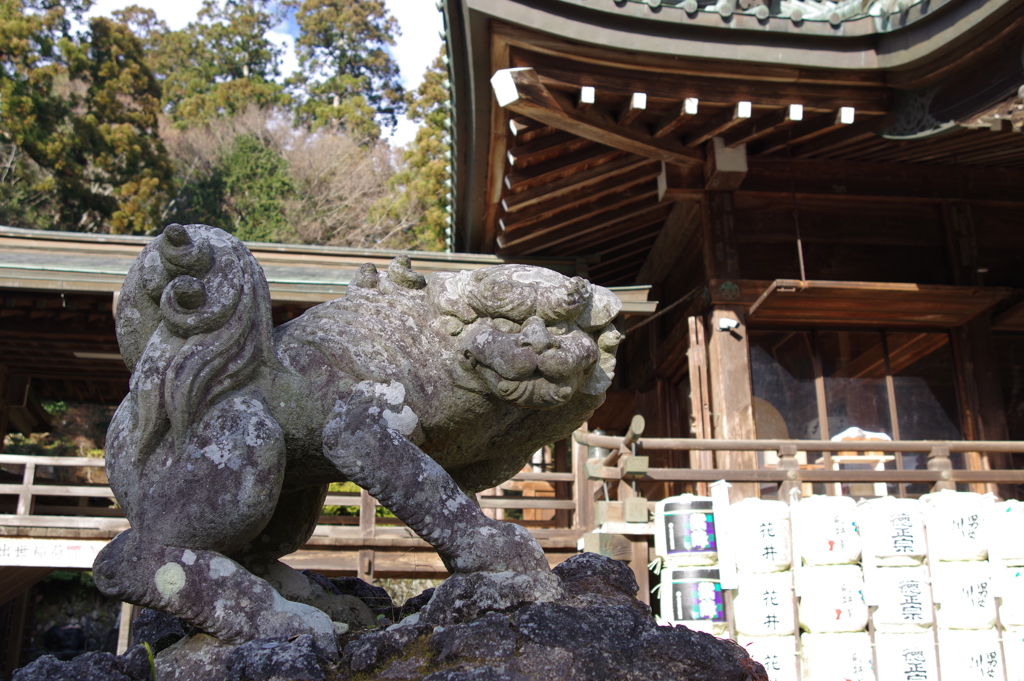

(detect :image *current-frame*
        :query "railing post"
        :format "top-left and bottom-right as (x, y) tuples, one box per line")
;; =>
(359, 488), (376, 539)
(927, 445), (955, 492)
(573, 429), (596, 536)
(777, 444), (800, 503)
(16, 462), (35, 516)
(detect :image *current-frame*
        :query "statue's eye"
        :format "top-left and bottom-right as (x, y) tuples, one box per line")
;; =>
(548, 321), (570, 336)
(490, 318), (521, 334)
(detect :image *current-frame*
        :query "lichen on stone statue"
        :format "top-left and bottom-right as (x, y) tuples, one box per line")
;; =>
(90, 223), (624, 654)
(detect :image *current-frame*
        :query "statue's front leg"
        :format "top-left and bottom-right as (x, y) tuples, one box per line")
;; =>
(322, 390), (551, 576)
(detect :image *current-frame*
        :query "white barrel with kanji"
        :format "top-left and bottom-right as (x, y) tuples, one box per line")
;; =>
(988, 499), (1024, 566)
(997, 566), (1024, 627)
(936, 629), (1004, 680)
(857, 496), (926, 566)
(870, 566), (933, 631)
(791, 495), (861, 566)
(658, 566), (728, 635)
(734, 571), (796, 637)
(919, 490), (991, 561)
(653, 495), (717, 566)
(1003, 628), (1024, 681)
(874, 632), (939, 681)
(797, 565), (868, 633)
(739, 636), (798, 681)
(932, 560), (995, 630)
(727, 498), (792, 573)
(800, 632), (873, 681)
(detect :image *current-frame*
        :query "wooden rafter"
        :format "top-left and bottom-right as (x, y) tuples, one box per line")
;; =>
(542, 204), (673, 258)
(499, 164), (661, 232)
(502, 198), (667, 255)
(491, 68), (704, 168)
(507, 131), (593, 169)
(749, 109), (851, 156)
(722, 104), (803, 148)
(504, 146), (625, 192)
(502, 155), (652, 213)
(789, 113), (895, 158)
(684, 102), (752, 148)
(500, 182), (659, 243)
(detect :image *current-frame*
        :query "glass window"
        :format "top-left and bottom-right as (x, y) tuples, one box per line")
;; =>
(748, 328), (962, 498)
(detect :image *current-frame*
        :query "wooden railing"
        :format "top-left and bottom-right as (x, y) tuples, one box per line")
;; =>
(2, 431), (1023, 579)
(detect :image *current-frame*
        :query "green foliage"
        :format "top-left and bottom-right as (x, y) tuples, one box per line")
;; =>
(222, 133), (296, 242)
(288, 0), (404, 140)
(323, 481), (393, 517)
(41, 400), (68, 415)
(388, 49), (450, 251)
(0, 2), (174, 234)
(0, 1), (452, 244)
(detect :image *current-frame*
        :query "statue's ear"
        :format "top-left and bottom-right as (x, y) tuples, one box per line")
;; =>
(577, 284), (621, 331)
(428, 272), (478, 323)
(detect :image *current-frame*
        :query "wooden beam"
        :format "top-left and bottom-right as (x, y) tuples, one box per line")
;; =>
(685, 102), (752, 148)
(704, 137), (748, 191)
(503, 156), (652, 213)
(504, 146), (624, 192)
(722, 104), (803, 148)
(740, 157), (1024, 204)
(507, 131), (593, 169)
(635, 200), (702, 285)
(500, 183), (659, 242)
(701, 192), (741, 280)
(577, 85), (595, 111)
(789, 113), (895, 158)
(654, 98), (700, 139)
(748, 109), (850, 156)
(500, 164), (660, 233)
(506, 200), (668, 255)
(491, 68), (704, 167)
(618, 92), (647, 127)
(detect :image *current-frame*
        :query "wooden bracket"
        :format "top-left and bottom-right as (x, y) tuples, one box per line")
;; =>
(491, 68), (704, 167)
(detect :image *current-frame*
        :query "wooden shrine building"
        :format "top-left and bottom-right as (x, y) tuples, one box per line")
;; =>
(441, 0), (1024, 499)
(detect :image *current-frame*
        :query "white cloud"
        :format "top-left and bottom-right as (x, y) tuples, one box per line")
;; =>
(385, 0), (444, 147)
(86, 0), (203, 30)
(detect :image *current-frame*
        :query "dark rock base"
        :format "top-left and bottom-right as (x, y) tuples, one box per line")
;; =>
(14, 553), (766, 681)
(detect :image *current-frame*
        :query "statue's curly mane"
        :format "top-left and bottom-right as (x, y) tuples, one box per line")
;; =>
(117, 225), (275, 460)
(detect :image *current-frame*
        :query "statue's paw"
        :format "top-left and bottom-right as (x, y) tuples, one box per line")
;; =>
(255, 592), (339, 659)
(448, 520), (550, 574)
(417, 568), (564, 626)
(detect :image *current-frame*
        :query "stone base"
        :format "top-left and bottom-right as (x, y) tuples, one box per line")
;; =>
(14, 553), (765, 681)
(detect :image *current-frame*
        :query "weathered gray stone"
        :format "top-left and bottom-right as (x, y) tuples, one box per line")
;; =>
(132, 608), (186, 653)
(224, 635), (328, 681)
(429, 612), (517, 663)
(16, 554), (767, 681)
(423, 666), (527, 681)
(13, 651), (133, 681)
(94, 223), (622, 652)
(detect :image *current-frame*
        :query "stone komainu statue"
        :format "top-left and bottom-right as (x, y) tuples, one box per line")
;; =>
(93, 224), (622, 653)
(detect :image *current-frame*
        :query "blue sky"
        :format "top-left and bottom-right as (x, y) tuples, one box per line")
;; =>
(85, 0), (445, 146)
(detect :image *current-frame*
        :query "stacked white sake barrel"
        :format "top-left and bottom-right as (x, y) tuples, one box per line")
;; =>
(726, 498), (798, 681)
(915, 490), (1009, 681)
(991, 499), (1024, 681)
(858, 496), (937, 680)
(791, 496), (873, 681)
(653, 495), (728, 636)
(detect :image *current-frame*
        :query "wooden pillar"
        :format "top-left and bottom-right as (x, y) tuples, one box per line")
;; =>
(3, 590), (31, 680)
(706, 307), (758, 501)
(951, 313), (1013, 498)
(701, 186), (758, 501)
(0, 365), (9, 454)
